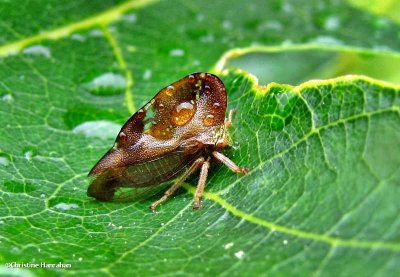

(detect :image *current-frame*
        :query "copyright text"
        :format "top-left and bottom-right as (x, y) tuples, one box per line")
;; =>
(5, 262), (71, 269)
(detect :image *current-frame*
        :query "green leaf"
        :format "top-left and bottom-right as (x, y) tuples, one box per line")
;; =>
(1, 0), (399, 276)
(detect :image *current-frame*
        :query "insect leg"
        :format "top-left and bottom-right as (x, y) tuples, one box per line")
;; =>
(212, 151), (249, 174)
(150, 157), (205, 211)
(225, 109), (236, 128)
(193, 160), (210, 210)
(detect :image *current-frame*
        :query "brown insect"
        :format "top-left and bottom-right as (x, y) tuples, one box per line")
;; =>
(88, 72), (248, 211)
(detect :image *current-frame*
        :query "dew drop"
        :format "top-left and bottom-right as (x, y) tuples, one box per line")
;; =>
(73, 120), (121, 139)
(89, 29), (103, 37)
(143, 69), (152, 80)
(71, 34), (86, 42)
(203, 114), (215, 126)
(22, 45), (51, 58)
(40, 193), (46, 198)
(22, 146), (37, 161)
(188, 74), (195, 79)
(224, 242), (234, 249)
(282, 2), (293, 13)
(222, 20), (232, 29)
(176, 102), (194, 113)
(53, 203), (79, 211)
(166, 85), (175, 96)
(172, 101), (196, 126)
(24, 151), (33, 161)
(196, 13), (205, 22)
(1, 94), (13, 102)
(200, 34), (215, 43)
(123, 13), (137, 23)
(119, 131), (127, 138)
(85, 72), (126, 96)
(283, 239), (288, 245)
(0, 154), (10, 167)
(324, 16), (340, 31)
(10, 246), (20, 254)
(169, 49), (185, 57)
(235, 250), (245, 259)
(213, 102), (221, 108)
(310, 36), (343, 45)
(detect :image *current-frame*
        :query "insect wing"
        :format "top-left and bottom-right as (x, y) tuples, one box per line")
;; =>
(88, 72), (227, 201)
(89, 72), (227, 176)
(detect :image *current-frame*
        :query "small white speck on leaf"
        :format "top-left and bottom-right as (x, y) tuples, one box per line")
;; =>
(235, 250), (245, 259)
(143, 69), (152, 80)
(283, 239), (288, 245)
(53, 203), (79, 211)
(22, 45), (51, 58)
(224, 242), (234, 249)
(169, 49), (185, 57)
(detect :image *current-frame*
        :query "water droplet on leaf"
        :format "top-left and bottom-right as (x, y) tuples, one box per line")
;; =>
(84, 72), (126, 96)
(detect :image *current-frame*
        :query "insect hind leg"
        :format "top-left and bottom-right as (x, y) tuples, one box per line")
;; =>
(193, 160), (210, 210)
(150, 157), (205, 212)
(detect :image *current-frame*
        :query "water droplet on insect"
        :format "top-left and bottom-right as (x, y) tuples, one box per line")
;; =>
(188, 74), (195, 79)
(203, 114), (214, 126)
(176, 101), (193, 113)
(22, 45), (51, 58)
(166, 85), (175, 96)
(172, 101), (195, 126)
(53, 203), (79, 211)
(84, 72), (126, 96)
(73, 120), (121, 139)
(119, 132), (126, 138)
(213, 102), (221, 108)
